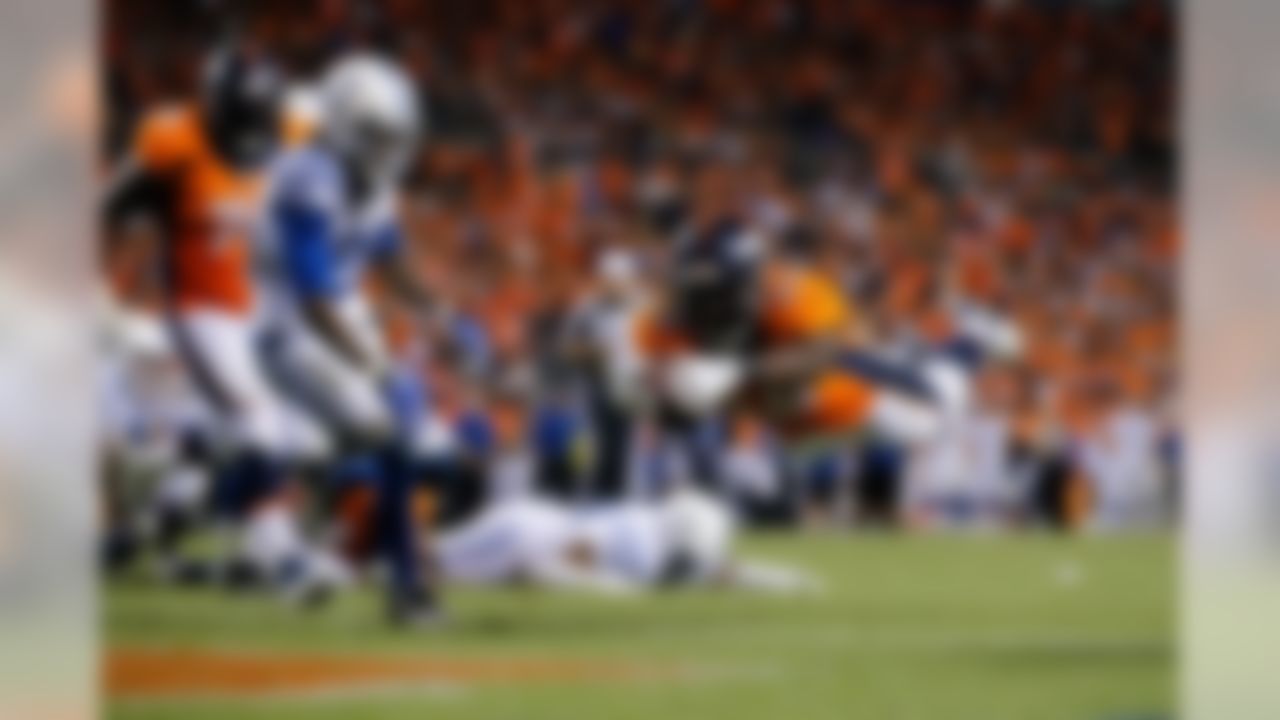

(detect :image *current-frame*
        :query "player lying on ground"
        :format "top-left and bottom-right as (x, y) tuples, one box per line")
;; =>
(432, 488), (820, 596)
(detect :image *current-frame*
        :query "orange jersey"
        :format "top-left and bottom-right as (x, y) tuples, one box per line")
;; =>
(638, 261), (875, 435)
(799, 370), (876, 436)
(132, 103), (310, 313)
(636, 262), (855, 353)
(757, 263), (873, 435)
(757, 262), (854, 345)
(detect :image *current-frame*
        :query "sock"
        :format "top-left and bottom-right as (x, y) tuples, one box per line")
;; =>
(213, 449), (282, 519)
(373, 442), (429, 602)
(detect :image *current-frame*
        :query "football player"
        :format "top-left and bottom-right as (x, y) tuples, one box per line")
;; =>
(257, 53), (445, 625)
(640, 216), (1019, 451)
(434, 486), (819, 595)
(102, 46), (333, 595)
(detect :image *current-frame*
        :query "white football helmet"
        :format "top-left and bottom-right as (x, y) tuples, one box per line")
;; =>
(319, 53), (422, 184)
(661, 489), (735, 583)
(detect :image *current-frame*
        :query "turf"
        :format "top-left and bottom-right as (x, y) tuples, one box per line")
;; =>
(106, 532), (1173, 720)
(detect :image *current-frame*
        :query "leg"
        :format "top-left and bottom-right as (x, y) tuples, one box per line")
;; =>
(170, 310), (318, 590)
(180, 310), (356, 604)
(268, 326), (439, 623)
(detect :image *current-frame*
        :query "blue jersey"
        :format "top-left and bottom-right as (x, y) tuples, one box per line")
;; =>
(262, 144), (402, 304)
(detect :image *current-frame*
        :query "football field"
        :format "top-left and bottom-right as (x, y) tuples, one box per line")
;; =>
(106, 533), (1173, 720)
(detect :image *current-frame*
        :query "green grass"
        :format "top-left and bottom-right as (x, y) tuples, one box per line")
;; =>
(107, 532), (1174, 720)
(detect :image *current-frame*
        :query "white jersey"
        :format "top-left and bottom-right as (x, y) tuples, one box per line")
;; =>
(437, 497), (677, 590)
(253, 144), (404, 436)
(257, 143), (401, 340)
(436, 497), (583, 586)
(575, 503), (674, 585)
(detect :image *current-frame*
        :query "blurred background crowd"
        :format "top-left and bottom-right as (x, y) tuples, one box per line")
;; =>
(102, 0), (1176, 532)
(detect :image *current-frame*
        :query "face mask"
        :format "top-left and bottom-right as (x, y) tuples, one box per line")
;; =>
(344, 116), (416, 185)
(209, 110), (280, 170)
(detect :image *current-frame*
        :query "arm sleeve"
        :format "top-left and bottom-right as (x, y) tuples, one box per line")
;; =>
(275, 199), (342, 298)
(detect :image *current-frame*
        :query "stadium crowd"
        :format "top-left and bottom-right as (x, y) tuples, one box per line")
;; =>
(102, 0), (1176, 533)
